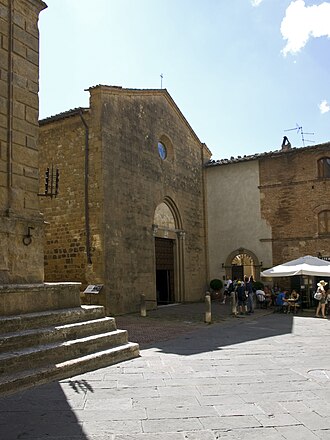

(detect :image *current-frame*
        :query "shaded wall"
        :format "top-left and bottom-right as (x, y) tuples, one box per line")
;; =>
(0, 0), (46, 284)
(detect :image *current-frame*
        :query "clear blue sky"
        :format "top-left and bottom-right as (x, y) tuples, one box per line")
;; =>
(39, 0), (330, 160)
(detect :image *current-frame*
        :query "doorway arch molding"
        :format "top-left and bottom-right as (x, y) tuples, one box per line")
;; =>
(163, 196), (183, 230)
(153, 197), (185, 303)
(225, 248), (261, 280)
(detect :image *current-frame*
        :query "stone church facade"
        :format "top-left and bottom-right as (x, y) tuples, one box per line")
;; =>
(39, 86), (211, 315)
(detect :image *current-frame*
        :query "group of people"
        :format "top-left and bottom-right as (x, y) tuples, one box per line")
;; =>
(274, 288), (301, 313)
(223, 276), (256, 316)
(222, 277), (330, 318)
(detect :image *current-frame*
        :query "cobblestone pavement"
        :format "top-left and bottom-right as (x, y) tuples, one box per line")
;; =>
(115, 301), (274, 348)
(0, 303), (329, 440)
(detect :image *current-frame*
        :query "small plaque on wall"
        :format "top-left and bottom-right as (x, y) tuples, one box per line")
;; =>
(83, 284), (103, 294)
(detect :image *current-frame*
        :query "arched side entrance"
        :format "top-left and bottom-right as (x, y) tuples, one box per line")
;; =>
(152, 198), (185, 305)
(225, 248), (261, 281)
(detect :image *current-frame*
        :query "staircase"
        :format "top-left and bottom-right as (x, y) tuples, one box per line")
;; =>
(0, 304), (140, 396)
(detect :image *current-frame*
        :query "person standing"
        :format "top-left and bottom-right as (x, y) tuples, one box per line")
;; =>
(222, 276), (232, 304)
(230, 277), (238, 316)
(236, 281), (248, 315)
(244, 276), (254, 314)
(315, 280), (328, 318)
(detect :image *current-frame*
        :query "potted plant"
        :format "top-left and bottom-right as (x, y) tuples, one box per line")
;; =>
(210, 278), (223, 301)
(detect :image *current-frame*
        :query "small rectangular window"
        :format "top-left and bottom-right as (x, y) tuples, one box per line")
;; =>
(319, 211), (330, 234)
(318, 158), (330, 178)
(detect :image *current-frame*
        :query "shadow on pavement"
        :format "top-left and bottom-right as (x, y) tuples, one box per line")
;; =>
(145, 312), (295, 355)
(0, 381), (89, 440)
(115, 301), (308, 355)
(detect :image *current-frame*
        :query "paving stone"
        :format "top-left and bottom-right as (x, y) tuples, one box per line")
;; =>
(117, 378), (165, 388)
(83, 420), (142, 435)
(142, 418), (203, 433)
(241, 390), (317, 403)
(147, 405), (218, 420)
(182, 431), (216, 439)
(313, 429), (330, 439)
(199, 415), (261, 430)
(214, 403), (264, 416)
(157, 386), (201, 397)
(84, 397), (133, 410)
(290, 411), (330, 430)
(279, 401), (313, 414)
(196, 394), (245, 407)
(254, 413), (301, 427)
(114, 433), (184, 440)
(74, 408), (147, 422)
(133, 396), (201, 410)
(303, 399), (330, 417)
(213, 427), (285, 439)
(254, 401), (288, 415)
(276, 424), (320, 439)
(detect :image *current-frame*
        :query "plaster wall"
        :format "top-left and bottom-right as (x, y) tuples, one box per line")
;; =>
(206, 159), (272, 281)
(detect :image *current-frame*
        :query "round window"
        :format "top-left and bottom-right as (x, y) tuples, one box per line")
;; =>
(158, 141), (167, 160)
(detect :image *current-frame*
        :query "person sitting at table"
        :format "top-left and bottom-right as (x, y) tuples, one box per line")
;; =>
(287, 289), (300, 314)
(256, 288), (271, 308)
(275, 289), (288, 313)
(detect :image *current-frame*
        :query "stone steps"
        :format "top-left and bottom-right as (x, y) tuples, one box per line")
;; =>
(0, 342), (139, 396)
(0, 305), (106, 334)
(0, 317), (117, 353)
(0, 305), (139, 396)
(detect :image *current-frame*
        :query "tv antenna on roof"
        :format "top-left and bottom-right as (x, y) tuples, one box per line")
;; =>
(284, 123), (314, 147)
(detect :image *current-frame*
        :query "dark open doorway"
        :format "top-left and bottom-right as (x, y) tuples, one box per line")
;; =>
(231, 265), (244, 281)
(155, 238), (175, 305)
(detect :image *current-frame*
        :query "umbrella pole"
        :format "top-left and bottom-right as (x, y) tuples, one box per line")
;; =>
(307, 275), (310, 309)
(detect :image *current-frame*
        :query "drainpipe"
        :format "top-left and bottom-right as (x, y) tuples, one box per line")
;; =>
(6, 0), (14, 213)
(79, 110), (92, 264)
(201, 144), (210, 284)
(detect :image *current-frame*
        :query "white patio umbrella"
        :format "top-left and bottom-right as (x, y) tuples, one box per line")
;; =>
(261, 255), (330, 278)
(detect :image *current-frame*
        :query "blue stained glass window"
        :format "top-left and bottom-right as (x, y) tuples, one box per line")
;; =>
(158, 142), (167, 160)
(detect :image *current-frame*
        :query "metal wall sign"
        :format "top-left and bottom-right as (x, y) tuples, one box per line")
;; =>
(83, 285), (103, 294)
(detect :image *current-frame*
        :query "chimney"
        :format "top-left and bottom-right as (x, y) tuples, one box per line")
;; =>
(281, 136), (291, 151)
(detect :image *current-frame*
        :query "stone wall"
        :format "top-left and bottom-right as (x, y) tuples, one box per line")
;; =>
(0, 0), (46, 284)
(259, 143), (330, 265)
(96, 87), (210, 314)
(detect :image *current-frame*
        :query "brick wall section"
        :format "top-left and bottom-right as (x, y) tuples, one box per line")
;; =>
(39, 86), (211, 314)
(0, 0), (46, 283)
(259, 143), (330, 265)
(39, 111), (105, 288)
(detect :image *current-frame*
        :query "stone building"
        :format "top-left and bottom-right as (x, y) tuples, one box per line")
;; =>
(0, 1), (139, 396)
(0, 0), (46, 284)
(39, 86), (211, 315)
(206, 141), (330, 299)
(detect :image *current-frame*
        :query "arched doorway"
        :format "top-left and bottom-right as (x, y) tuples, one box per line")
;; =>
(225, 249), (261, 281)
(153, 199), (185, 305)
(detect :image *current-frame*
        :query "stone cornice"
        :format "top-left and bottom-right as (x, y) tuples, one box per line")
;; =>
(19, 0), (47, 13)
